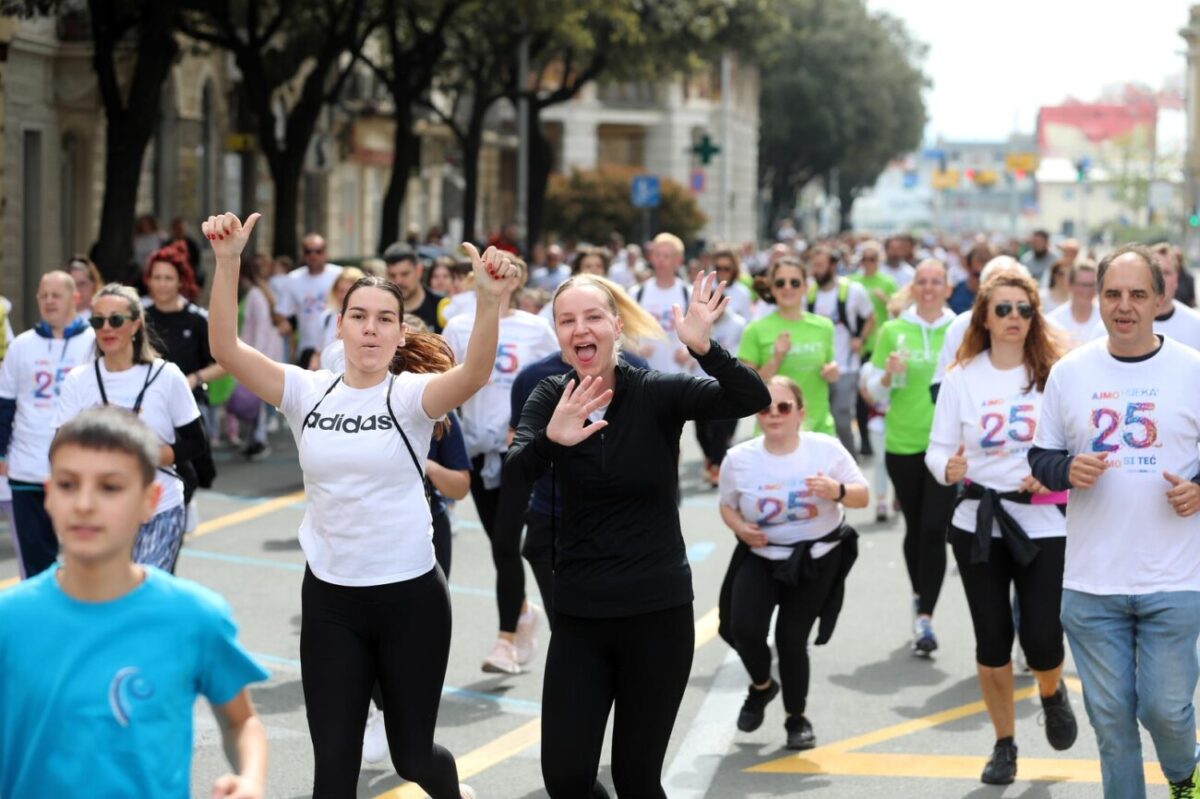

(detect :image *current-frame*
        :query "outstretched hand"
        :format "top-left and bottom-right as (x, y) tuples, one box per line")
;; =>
(463, 243), (521, 304)
(202, 213), (262, 260)
(672, 271), (729, 356)
(545, 376), (613, 447)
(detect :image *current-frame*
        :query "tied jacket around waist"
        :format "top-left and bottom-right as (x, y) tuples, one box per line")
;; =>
(503, 340), (770, 618)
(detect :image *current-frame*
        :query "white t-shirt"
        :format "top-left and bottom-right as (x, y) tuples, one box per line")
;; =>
(882, 261), (915, 288)
(442, 291), (476, 323)
(274, 266), (343, 352)
(1046, 302), (1103, 351)
(635, 279), (690, 374)
(932, 310), (973, 385)
(710, 309), (747, 357)
(0, 328), (96, 482)
(55, 359), (200, 514)
(810, 280), (875, 372)
(279, 366), (439, 586)
(724, 281), (754, 322)
(719, 433), (867, 561)
(1154, 300), (1200, 352)
(927, 354), (1066, 539)
(320, 339), (346, 374)
(442, 310), (559, 456)
(1034, 337), (1200, 595)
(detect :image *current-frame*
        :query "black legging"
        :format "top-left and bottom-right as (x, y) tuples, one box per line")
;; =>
(730, 547), (843, 716)
(470, 454), (526, 632)
(885, 451), (955, 616)
(522, 508), (556, 627)
(432, 510), (452, 579)
(542, 604), (694, 797)
(301, 565), (459, 797)
(949, 528), (1066, 670)
(694, 418), (739, 466)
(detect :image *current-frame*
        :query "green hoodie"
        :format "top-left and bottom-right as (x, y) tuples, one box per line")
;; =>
(870, 308), (956, 454)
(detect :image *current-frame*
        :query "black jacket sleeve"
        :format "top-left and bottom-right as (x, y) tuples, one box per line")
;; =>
(0, 397), (15, 455)
(653, 339), (770, 421)
(1028, 445), (1073, 492)
(170, 417), (207, 464)
(503, 378), (564, 483)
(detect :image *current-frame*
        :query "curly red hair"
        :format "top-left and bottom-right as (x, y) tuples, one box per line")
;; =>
(143, 241), (199, 301)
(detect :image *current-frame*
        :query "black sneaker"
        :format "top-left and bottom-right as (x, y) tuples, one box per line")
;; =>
(242, 441), (270, 461)
(785, 715), (816, 750)
(1169, 765), (1200, 798)
(1040, 681), (1078, 751)
(736, 680), (779, 732)
(981, 739), (1018, 785)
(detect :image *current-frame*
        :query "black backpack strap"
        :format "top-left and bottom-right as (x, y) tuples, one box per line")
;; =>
(384, 375), (433, 505)
(301, 375), (343, 434)
(634, 284), (644, 303)
(93, 359), (107, 405)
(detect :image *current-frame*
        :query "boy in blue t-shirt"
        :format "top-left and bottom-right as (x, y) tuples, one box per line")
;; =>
(0, 406), (269, 798)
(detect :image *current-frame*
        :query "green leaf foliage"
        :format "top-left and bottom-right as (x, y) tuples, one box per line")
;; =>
(544, 166), (707, 244)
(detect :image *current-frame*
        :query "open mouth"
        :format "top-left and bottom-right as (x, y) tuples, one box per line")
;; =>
(574, 343), (598, 365)
(1112, 318), (1135, 332)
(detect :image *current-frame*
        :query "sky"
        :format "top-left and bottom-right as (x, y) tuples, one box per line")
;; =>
(866, 0), (1193, 143)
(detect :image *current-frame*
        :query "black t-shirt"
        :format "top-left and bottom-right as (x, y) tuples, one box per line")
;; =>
(144, 303), (214, 401)
(408, 289), (445, 333)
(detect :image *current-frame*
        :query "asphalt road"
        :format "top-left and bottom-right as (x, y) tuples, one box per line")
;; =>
(0, 420), (1178, 798)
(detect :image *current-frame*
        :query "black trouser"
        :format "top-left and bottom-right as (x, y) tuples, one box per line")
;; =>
(522, 508), (556, 628)
(885, 452), (955, 617)
(300, 565), (459, 797)
(470, 454), (525, 632)
(731, 547), (842, 716)
(856, 355), (873, 455)
(950, 527), (1066, 670)
(694, 418), (739, 466)
(542, 604), (694, 798)
(10, 481), (56, 578)
(431, 510), (452, 579)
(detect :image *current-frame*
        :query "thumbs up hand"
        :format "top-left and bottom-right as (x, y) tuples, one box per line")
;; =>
(945, 443), (968, 484)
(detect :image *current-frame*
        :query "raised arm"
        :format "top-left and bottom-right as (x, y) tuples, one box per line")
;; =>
(202, 213), (286, 408)
(421, 244), (521, 420)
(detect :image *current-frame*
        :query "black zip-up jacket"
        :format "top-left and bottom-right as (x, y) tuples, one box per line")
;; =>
(504, 339), (770, 618)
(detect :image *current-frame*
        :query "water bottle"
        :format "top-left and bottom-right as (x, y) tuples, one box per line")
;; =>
(891, 333), (909, 389)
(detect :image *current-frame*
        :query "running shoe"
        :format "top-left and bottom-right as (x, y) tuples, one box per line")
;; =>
(785, 715), (816, 750)
(1040, 681), (1078, 751)
(361, 706), (389, 764)
(514, 602), (542, 665)
(736, 679), (779, 732)
(460, 785), (477, 799)
(913, 617), (938, 656)
(481, 638), (521, 675)
(875, 502), (888, 523)
(981, 739), (1018, 785)
(241, 440), (270, 461)
(1170, 766), (1200, 799)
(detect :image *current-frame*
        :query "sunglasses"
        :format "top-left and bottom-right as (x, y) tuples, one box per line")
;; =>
(757, 401), (797, 416)
(993, 301), (1033, 320)
(773, 278), (803, 289)
(303, 247), (325, 255)
(89, 313), (135, 330)
(860, 256), (879, 262)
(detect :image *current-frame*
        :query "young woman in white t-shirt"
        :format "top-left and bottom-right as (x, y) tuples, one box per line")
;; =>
(203, 211), (514, 799)
(925, 273), (1077, 785)
(717, 376), (868, 751)
(55, 284), (204, 573)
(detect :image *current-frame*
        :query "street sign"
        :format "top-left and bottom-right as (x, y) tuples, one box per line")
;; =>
(690, 134), (721, 165)
(932, 169), (960, 190)
(690, 168), (706, 194)
(1004, 152), (1038, 173)
(631, 175), (661, 208)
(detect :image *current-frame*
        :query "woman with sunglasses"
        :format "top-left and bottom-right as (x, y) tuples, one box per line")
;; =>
(55, 284), (204, 572)
(865, 259), (956, 655)
(925, 273), (1076, 784)
(737, 256), (839, 436)
(718, 376), (867, 750)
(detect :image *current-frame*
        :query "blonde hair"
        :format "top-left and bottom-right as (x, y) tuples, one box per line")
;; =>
(328, 267), (366, 311)
(653, 232), (684, 256)
(551, 274), (665, 342)
(93, 283), (160, 365)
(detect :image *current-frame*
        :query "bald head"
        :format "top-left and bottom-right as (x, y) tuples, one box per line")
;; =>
(37, 270), (79, 330)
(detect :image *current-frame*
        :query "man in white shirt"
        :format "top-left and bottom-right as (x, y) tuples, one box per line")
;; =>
(635, 233), (692, 374)
(1152, 245), (1200, 351)
(530, 245), (570, 293)
(1030, 244), (1200, 799)
(806, 246), (874, 454)
(1020, 229), (1057, 284)
(882, 236), (915, 288)
(1045, 260), (1104, 351)
(274, 232), (342, 368)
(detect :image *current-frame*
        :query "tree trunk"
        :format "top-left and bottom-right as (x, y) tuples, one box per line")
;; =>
(837, 182), (856, 233)
(379, 102), (419, 251)
(269, 151), (305, 259)
(93, 119), (155, 282)
(459, 109), (487, 244)
(526, 104), (552, 251)
(767, 172), (797, 240)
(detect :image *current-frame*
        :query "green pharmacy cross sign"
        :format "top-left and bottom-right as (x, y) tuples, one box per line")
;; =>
(691, 134), (721, 165)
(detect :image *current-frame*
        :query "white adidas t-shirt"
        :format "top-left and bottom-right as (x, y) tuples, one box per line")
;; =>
(1046, 302), (1103, 351)
(1034, 337), (1200, 594)
(0, 328), (95, 482)
(719, 433), (867, 561)
(279, 366), (439, 586)
(927, 354), (1065, 538)
(810, 281), (874, 372)
(275, 266), (343, 352)
(1154, 300), (1200, 352)
(635, 279), (690, 374)
(56, 359), (200, 514)
(442, 310), (559, 456)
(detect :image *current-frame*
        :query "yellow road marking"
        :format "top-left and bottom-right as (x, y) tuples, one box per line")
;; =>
(372, 605), (722, 798)
(191, 490), (305, 539)
(0, 576), (16, 591)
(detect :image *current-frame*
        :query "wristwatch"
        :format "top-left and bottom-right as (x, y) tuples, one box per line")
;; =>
(836, 482), (846, 501)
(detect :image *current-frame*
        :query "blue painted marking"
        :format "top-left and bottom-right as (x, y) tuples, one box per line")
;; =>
(686, 541), (716, 564)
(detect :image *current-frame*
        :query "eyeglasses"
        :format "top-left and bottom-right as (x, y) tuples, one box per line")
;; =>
(860, 256), (879, 262)
(89, 313), (135, 330)
(715, 265), (736, 273)
(773, 278), (803, 289)
(993, 301), (1034, 320)
(303, 247), (325, 255)
(757, 401), (797, 416)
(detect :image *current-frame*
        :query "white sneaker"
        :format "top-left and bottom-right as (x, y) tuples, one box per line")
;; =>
(460, 785), (477, 799)
(514, 603), (542, 665)
(361, 706), (389, 764)
(481, 638), (521, 675)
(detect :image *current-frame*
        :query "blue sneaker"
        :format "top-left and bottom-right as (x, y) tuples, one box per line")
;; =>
(913, 617), (938, 656)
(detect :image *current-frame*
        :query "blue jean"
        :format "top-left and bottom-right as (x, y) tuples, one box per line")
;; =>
(1061, 589), (1200, 798)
